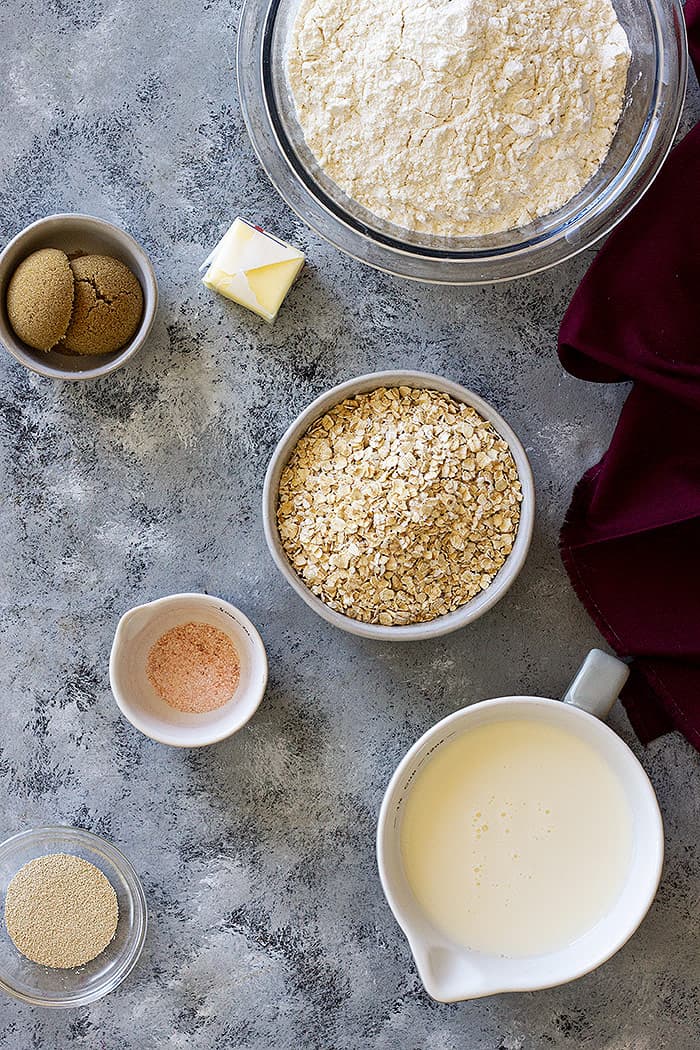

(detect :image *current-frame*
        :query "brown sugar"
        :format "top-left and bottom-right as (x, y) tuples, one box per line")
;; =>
(146, 621), (241, 714)
(6, 248), (74, 351)
(61, 254), (143, 355)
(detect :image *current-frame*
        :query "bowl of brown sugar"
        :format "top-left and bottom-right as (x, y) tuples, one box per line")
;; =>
(109, 593), (268, 747)
(0, 213), (157, 380)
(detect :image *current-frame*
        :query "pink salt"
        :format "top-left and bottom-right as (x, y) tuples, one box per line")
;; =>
(146, 621), (240, 714)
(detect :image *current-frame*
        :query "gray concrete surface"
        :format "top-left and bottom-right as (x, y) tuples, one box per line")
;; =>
(0, 2), (698, 1047)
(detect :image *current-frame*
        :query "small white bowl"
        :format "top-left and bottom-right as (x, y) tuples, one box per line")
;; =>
(263, 370), (535, 641)
(109, 594), (268, 747)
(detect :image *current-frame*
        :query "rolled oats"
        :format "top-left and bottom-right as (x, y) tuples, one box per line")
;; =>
(277, 387), (522, 625)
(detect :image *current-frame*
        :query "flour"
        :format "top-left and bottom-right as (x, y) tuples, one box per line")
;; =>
(287, 0), (631, 237)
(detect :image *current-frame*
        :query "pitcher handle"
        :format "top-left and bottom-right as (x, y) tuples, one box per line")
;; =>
(562, 648), (630, 721)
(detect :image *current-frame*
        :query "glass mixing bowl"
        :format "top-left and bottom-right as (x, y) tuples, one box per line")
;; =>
(237, 0), (687, 284)
(0, 827), (147, 1007)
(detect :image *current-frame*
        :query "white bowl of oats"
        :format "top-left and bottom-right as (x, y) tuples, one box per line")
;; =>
(263, 371), (534, 640)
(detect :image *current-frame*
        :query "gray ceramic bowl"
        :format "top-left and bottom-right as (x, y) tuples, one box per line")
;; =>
(263, 371), (535, 641)
(0, 213), (157, 380)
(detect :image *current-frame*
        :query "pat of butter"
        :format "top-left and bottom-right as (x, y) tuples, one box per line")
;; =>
(202, 218), (304, 322)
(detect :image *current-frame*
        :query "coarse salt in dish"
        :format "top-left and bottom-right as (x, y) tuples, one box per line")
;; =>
(146, 622), (241, 714)
(110, 594), (268, 747)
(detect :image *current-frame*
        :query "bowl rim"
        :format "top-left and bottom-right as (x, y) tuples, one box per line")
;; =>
(0, 825), (148, 1008)
(109, 592), (269, 748)
(0, 212), (158, 380)
(237, 0), (688, 284)
(263, 370), (535, 640)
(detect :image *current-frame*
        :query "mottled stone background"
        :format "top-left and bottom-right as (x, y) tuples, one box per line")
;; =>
(0, 2), (698, 1047)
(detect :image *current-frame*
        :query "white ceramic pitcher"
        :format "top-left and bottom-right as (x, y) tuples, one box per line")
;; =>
(376, 650), (664, 1002)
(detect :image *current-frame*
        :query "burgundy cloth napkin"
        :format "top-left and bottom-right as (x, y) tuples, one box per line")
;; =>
(558, 0), (700, 751)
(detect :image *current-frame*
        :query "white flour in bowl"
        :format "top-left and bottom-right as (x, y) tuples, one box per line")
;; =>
(287, 0), (631, 237)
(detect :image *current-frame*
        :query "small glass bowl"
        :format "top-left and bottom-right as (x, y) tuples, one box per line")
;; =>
(237, 0), (687, 284)
(0, 827), (147, 1007)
